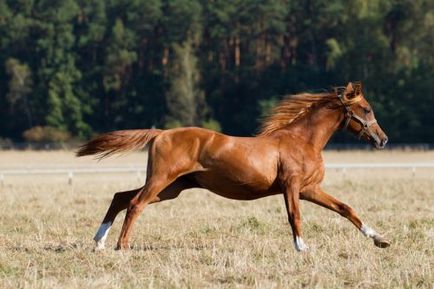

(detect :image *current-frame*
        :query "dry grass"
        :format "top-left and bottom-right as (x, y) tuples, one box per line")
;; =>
(0, 151), (433, 288)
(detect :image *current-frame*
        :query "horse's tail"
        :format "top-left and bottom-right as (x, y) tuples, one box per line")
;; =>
(76, 129), (163, 159)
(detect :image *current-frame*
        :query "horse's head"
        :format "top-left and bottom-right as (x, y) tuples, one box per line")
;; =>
(337, 82), (388, 149)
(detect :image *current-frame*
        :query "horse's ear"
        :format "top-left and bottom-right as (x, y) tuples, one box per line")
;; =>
(353, 81), (362, 95)
(345, 82), (356, 99)
(345, 82), (354, 93)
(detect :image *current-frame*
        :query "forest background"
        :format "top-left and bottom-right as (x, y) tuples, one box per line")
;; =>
(0, 0), (433, 143)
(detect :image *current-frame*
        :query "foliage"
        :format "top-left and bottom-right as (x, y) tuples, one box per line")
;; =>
(202, 118), (222, 132)
(4, 58), (33, 128)
(165, 39), (205, 127)
(22, 126), (71, 142)
(0, 0), (433, 142)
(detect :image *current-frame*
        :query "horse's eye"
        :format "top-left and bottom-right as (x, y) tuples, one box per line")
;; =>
(363, 107), (371, 114)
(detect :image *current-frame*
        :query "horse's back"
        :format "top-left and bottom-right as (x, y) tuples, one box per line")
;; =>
(154, 127), (279, 168)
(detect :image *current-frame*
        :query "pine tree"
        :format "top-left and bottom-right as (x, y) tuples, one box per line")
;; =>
(5, 58), (33, 128)
(165, 39), (206, 127)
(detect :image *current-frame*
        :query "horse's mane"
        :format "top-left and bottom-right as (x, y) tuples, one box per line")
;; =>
(258, 90), (362, 136)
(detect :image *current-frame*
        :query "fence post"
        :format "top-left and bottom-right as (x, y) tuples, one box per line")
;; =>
(341, 167), (347, 178)
(68, 171), (74, 185)
(0, 173), (4, 186)
(412, 167), (416, 177)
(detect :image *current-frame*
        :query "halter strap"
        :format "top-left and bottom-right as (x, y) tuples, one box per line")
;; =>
(336, 88), (380, 144)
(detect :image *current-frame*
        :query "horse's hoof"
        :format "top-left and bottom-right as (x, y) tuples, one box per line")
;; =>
(115, 243), (130, 250)
(93, 240), (105, 251)
(93, 246), (105, 252)
(297, 245), (309, 252)
(374, 236), (390, 248)
(295, 237), (309, 252)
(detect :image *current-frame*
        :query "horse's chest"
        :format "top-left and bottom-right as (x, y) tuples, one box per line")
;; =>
(302, 162), (325, 187)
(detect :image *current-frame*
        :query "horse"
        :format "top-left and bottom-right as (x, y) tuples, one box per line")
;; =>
(77, 81), (390, 252)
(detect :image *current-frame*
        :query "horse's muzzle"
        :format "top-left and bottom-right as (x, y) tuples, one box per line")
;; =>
(375, 136), (388, 149)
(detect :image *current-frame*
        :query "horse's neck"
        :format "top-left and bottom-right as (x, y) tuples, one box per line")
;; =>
(279, 104), (344, 152)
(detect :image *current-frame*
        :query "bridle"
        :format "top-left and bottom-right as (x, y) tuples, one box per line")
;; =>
(335, 87), (380, 144)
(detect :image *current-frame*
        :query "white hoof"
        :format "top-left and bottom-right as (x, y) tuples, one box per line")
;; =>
(361, 223), (378, 238)
(94, 240), (106, 251)
(93, 222), (111, 251)
(295, 236), (309, 252)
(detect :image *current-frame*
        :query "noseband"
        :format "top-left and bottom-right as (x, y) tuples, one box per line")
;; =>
(336, 88), (380, 144)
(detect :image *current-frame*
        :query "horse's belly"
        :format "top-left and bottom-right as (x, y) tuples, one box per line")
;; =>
(191, 171), (279, 200)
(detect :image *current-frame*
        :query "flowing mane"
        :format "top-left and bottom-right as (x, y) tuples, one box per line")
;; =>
(258, 90), (362, 136)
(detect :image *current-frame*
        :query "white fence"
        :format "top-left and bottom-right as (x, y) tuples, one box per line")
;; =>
(326, 162), (434, 178)
(1, 163), (433, 185)
(0, 166), (147, 185)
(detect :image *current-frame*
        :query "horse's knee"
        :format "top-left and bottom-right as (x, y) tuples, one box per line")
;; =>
(127, 200), (145, 215)
(127, 202), (137, 212)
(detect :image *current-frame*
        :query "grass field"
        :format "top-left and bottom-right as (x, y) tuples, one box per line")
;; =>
(0, 150), (433, 288)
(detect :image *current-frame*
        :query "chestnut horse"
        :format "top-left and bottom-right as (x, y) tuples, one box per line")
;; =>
(77, 81), (390, 251)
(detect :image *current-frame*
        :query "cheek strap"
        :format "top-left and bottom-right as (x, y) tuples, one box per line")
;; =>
(349, 113), (380, 143)
(337, 91), (380, 143)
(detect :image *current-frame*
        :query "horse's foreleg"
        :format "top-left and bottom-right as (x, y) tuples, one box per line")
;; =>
(282, 179), (308, 252)
(301, 188), (390, 248)
(94, 189), (140, 250)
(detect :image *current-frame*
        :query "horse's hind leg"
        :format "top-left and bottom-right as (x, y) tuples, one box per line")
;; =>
(116, 174), (192, 250)
(301, 188), (390, 248)
(94, 177), (195, 250)
(116, 177), (171, 250)
(94, 188), (140, 250)
(148, 176), (196, 204)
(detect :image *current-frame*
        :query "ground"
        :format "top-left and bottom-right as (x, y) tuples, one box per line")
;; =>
(0, 150), (433, 288)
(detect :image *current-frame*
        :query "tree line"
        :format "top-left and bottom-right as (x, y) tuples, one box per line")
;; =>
(0, 0), (433, 143)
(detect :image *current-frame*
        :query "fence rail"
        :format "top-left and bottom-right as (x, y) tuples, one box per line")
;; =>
(1, 163), (433, 185)
(0, 166), (147, 185)
(325, 163), (434, 169)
